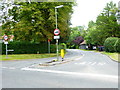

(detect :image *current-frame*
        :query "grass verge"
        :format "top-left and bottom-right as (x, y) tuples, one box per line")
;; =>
(101, 52), (120, 62)
(0, 54), (56, 61)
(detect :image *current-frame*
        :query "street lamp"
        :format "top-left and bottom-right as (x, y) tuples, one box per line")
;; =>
(55, 5), (64, 61)
(55, 5), (64, 29)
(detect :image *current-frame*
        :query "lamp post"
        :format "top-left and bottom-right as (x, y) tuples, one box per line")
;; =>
(55, 5), (64, 61)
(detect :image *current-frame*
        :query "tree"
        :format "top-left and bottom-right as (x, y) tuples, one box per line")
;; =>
(66, 26), (86, 48)
(2, 2), (75, 42)
(85, 1), (120, 46)
(67, 26), (86, 43)
(85, 21), (100, 45)
(73, 36), (84, 45)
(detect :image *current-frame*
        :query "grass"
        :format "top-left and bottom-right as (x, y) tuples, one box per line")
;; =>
(101, 52), (120, 62)
(0, 53), (56, 61)
(79, 49), (99, 52)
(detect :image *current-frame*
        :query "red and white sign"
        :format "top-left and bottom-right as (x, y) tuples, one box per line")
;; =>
(4, 35), (8, 41)
(54, 29), (60, 36)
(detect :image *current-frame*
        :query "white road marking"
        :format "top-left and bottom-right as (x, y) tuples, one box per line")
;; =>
(75, 62), (86, 65)
(21, 67), (118, 80)
(2, 67), (16, 70)
(98, 63), (106, 65)
(75, 62), (106, 66)
(2, 67), (8, 69)
(87, 62), (92, 65)
(9, 67), (16, 70)
(91, 62), (96, 65)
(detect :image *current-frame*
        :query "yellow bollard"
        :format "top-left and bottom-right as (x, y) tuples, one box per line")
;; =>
(61, 49), (65, 61)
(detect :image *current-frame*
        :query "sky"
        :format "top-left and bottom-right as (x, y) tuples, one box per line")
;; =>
(71, 0), (120, 27)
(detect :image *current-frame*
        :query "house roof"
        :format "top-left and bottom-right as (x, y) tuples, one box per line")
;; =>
(80, 40), (86, 45)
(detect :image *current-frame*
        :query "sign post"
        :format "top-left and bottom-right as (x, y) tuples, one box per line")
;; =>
(3, 35), (14, 58)
(54, 29), (60, 61)
(5, 42), (8, 58)
(3, 35), (9, 58)
(54, 5), (63, 61)
(48, 39), (51, 54)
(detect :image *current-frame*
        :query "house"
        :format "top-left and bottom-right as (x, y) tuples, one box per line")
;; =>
(79, 40), (87, 49)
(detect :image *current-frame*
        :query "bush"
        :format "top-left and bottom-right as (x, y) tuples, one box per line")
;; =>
(59, 43), (67, 49)
(104, 37), (119, 52)
(50, 44), (56, 53)
(116, 38), (120, 53)
(2, 41), (56, 54)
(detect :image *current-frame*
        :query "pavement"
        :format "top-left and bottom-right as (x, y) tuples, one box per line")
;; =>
(1, 49), (119, 88)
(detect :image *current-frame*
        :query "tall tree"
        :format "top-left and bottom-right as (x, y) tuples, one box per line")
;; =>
(96, 1), (120, 38)
(85, 1), (120, 45)
(67, 26), (86, 44)
(2, 2), (75, 42)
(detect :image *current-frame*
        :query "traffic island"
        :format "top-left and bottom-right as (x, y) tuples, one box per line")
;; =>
(27, 54), (84, 68)
(38, 59), (71, 66)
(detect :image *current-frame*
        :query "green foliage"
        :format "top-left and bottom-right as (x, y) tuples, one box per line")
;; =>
(67, 26), (86, 48)
(85, 21), (102, 45)
(50, 44), (56, 53)
(2, 2), (75, 42)
(115, 38), (120, 53)
(104, 37), (119, 52)
(68, 26), (86, 43)
(59, 43), (67, 49)
(2, 41), (56, 54)
(85, 1), (120, 46)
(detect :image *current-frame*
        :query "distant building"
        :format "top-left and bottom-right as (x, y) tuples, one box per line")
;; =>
(79, 40), (87, 49)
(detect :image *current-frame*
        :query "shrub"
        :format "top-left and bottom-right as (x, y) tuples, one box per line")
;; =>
(59, 43), (67, 49)
(115, 38), (120, 53)
(50, 44), (56, 53)
(104, 37), (119, 52)
(2, 41), (56, 54)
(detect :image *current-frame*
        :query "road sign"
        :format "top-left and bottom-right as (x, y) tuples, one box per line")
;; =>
(54, 29), (60, 36)
(54, 36), (60, 39)
(4, 35), (8, 41)
(48, 39), (51, 42)
(4, 41), (8, 44)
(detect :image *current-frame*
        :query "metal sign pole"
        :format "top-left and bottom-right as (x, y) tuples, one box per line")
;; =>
(6, 44), (8, 58)
(48, 41), (50, 54)
(55, 5), (63, 61)
(55, 8), (57, 29)
(56, 39), (59, 61)
(55, 8), (59, 61)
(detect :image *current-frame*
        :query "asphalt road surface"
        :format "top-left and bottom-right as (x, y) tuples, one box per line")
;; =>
(0, 49), (118, 88)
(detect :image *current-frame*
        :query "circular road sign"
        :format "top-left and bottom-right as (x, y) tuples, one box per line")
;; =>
(54, 29), (60, 36)
(4, 35), (8, 41)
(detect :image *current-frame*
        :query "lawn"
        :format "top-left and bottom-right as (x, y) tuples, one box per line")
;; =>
(0, 54), (56, 61)
(101, 52), (120, 62)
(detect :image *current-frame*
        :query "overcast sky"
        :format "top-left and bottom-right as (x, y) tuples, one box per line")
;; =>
(71, 0), (120, 27)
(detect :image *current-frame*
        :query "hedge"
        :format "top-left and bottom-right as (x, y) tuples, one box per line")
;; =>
(104, 37), (120, 53)
(2, 41), (56, 54)
(116, 38), (120, 53)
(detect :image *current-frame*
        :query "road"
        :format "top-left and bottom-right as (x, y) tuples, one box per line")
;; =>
(0, 49), (118, 88)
